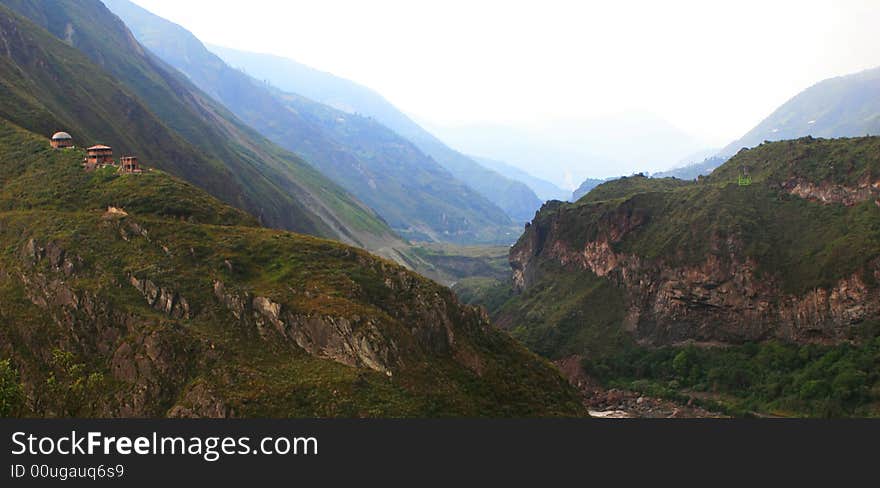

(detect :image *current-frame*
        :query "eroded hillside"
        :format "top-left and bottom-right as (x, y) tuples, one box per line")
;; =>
(502, 137), (880, 351)
(0, 120), (583, 417)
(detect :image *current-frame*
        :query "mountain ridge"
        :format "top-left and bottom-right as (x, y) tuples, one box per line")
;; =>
(105, 0), (520, 243)
(206, 42), (545, 223)
(0, 116), (585, 417)
(498, 136), (880, 359)
(0, 0), (409, 260)
(720, 66), (880, 157)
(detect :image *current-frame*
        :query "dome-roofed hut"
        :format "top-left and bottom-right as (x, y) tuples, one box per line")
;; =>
(50, 131), (73, 149)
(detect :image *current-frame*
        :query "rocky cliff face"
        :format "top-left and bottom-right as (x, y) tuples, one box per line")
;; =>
(2, 211), (580, 418)
(508, 140), (880, 347)
(513, 212), (878, 344)
(13, 236), (203, 417)
(0, 121), (586, 418)
(781, 174), (880, 207)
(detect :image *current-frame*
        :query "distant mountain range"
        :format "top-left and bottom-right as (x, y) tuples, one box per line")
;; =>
(424, 114), (708, 190)
(104, 0), (526, 244)
(654, 65), (880, 181)
(473, 156), (570, 202)
(205, 43), (544, 225)
(570, 178), (608, 201)
(651, 156), (727, 180)
(720, 66), (880, 157)
(0, 0), (409, 258)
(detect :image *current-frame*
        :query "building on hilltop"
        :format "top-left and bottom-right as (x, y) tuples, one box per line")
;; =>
(119, 156), (142, 173)
(50, 132), (73, 149)
(85, 145), (114, 169)
(81, 145), (145, 174)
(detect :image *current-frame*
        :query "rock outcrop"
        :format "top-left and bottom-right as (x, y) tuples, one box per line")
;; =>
(212, 280), (397, 372)
(509, 141), (880, 346)
(13, 238), (202, 417)
(782, 174), (880, 207)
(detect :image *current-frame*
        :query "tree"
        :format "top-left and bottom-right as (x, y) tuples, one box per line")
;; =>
(0, 359), (24, 417)
(672, 348), (696, 379)
(43, 349), (105, 417)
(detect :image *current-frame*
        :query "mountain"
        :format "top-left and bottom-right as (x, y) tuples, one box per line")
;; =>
(570, 178), (607, 201)
(479, 136), (880, 415)
(424, 114), (708, 190)
(0, 117), (584, 417)
(505, 137), (880, 348)
(720, 66), (880, 157)
(104, 0), (520, 244)
(0, 0), (406, 260)
(473, 156), (570, 202)
(652, 156), (727, 180)
(206, 43), (544, 224)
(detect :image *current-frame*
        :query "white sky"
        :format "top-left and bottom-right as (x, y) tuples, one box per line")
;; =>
(125, 0), (880, 146)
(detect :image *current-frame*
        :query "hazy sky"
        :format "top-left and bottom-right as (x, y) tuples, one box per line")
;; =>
(126, 0), (879, 146)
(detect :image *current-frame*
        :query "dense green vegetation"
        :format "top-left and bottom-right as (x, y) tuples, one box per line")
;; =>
(709, 135), (880, 188)
(40, 349), (107, 417)
(0, 119), (584, 417)
(584, 325), (880, 417)
(492, 262), (630, 360)
(470, 136), (880, 417)
(0, 122), (257, 226)
(574, 174), (693, 204)
(0, 359), (24, 417)
(410, 243), (510, 285)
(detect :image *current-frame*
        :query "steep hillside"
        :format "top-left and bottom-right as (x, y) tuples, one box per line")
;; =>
(497, 136), (880, 352)
(0, 119), (584, 417)
(720, 66), (880, 157)
(206, 43), (544, 223)
(485, 136), (880, 416)
(267, 90), (517, 242)
(104, 0), (519, 243)
(0, 0), (405, 257)
(408, 137), (543, 224)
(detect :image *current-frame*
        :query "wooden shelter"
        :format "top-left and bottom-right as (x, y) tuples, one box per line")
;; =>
(50, 132), (73, 149)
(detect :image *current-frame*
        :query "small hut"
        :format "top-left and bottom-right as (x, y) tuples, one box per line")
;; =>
(50, 132), (73, 149)
(119, 156), (142, 173)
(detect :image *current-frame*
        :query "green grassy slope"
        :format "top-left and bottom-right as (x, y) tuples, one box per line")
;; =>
(574, 174), (691, 204)
(0, 0), (404, 255)
(0, 123), (256, 226)
(0, 119), (584, 417)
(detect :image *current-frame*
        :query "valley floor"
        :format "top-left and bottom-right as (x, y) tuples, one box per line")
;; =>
(554, 357), (725, 418)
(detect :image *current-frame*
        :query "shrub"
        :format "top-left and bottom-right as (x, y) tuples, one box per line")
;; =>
(0, 359), (24, 417)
